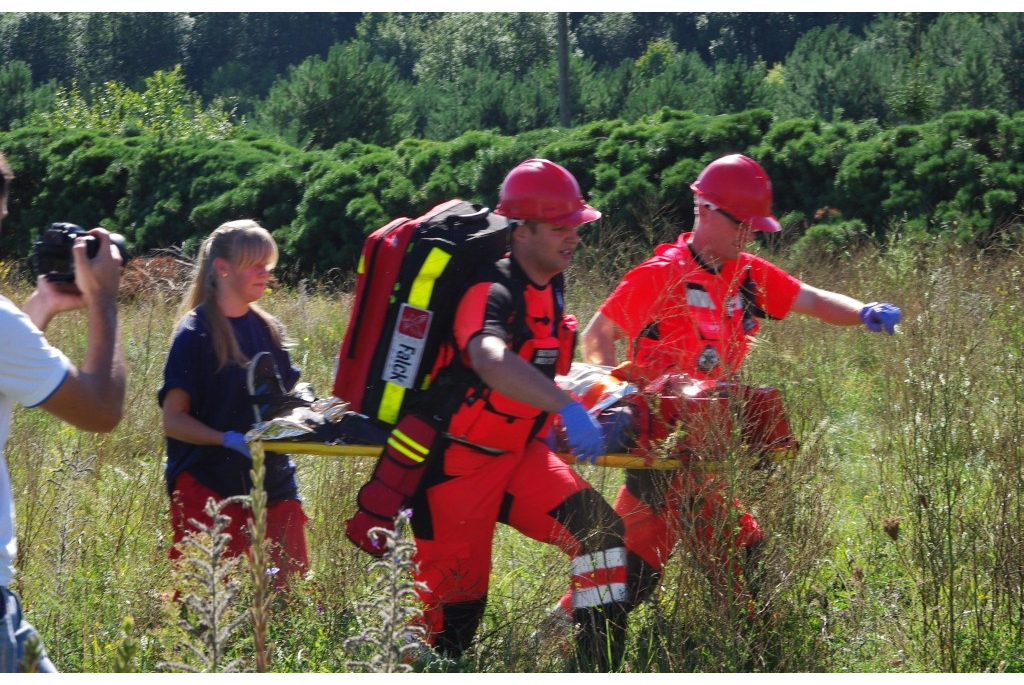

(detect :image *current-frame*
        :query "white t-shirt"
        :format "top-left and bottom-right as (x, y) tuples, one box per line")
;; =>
(0, 295), (70, 586)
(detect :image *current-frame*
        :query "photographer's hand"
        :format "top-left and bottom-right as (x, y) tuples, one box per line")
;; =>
(26, 228), (123, 330)
(64, 226), (127, 429)
(73, 228), (123, 305)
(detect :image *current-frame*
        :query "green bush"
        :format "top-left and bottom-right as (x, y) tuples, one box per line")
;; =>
(789, 218), (869, 263)
(5, 106), (1024, 275)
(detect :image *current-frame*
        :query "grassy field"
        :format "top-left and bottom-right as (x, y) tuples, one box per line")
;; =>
(3, 234), (1023, 673)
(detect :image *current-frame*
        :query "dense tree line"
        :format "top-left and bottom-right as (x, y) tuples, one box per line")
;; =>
(4, 12), (1024, 143)
(1, 12), (1022, 277)
(3, 94), (1022, 277)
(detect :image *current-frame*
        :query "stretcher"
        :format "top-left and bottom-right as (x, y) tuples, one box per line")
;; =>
(246, 363), (800, 471)
(249, 439), (697, 470)
(249, 425), (798, 472)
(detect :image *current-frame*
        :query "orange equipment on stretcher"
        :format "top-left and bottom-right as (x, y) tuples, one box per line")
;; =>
(624, 373), (799, 468)
(556, 362), (799, 469)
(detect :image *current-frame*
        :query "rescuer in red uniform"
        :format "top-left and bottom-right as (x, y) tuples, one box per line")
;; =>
(408, 159), (629, 670)
(540, 153), (901, 638)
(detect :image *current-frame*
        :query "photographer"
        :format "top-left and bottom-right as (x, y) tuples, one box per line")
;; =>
(0, 152), (126, 672)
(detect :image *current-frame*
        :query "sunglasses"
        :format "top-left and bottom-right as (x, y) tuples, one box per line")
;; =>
(704, 203), (747, 228)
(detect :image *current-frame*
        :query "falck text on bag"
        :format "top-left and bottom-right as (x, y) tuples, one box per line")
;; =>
(384, 304), (434, 389)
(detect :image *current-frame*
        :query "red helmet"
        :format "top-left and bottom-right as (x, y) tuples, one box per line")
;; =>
(494, 159), (601, 227)
(690, 154), (781, 233)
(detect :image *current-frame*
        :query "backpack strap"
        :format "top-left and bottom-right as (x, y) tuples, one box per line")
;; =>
(419, 257), (565, 445)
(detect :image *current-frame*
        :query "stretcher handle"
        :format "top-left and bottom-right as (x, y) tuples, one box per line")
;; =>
(252, 440), (795, 470)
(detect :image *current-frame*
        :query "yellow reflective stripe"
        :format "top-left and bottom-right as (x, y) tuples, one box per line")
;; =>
(379, 384), (404, 425)
(386, 437), (423, 462)
(357, 254), (365, 274)
(391, 427), (430, 456)
(408, 248), (451, 308)
(377, 247), (452, 424)
(386, 428), (430, 463)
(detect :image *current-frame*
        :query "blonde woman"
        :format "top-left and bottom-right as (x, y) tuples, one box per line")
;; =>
(159, 220), (307, 588)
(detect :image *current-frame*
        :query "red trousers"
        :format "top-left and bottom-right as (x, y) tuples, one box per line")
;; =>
(558, 469), (762, 612)
(412, 438), (626, 650)
(169, 471), (309, 589)
(619, 470), (761, 587)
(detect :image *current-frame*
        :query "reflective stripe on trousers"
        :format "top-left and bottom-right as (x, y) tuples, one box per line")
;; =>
(570, 546), (629, 609)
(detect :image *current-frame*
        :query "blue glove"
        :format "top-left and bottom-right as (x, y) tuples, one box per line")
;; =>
(557, 401), (604, 464)
(222, 431), (251, 459)
(860, 302), (901, 335)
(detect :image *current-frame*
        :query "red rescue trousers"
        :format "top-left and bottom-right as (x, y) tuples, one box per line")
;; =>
(412, 438), (627, 652)
(169, 471), (310, 590)
(558, 469), (762, 613)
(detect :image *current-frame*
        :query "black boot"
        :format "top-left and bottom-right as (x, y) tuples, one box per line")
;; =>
(573, 601), (628, 672)
(433, 598), (487, 661)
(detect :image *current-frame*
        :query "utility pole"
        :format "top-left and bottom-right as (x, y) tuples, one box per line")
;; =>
(558, 12), (570, 128)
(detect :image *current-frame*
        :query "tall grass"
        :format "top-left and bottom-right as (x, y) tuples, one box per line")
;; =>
(2, 231), (1023, 672)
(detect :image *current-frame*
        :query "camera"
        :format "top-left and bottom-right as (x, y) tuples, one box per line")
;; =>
(32, 223), (129, 283)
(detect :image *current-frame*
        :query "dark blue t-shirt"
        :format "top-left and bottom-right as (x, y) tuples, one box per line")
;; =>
(158, 306), (301, 501)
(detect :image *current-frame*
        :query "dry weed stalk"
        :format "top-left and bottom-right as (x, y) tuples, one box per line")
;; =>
(344, 511), (430, 673)
(246, 439), (272, 672)
(157, 495), (249, 673)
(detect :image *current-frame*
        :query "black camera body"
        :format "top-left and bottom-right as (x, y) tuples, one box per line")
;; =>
(33, 223), (129, 283)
